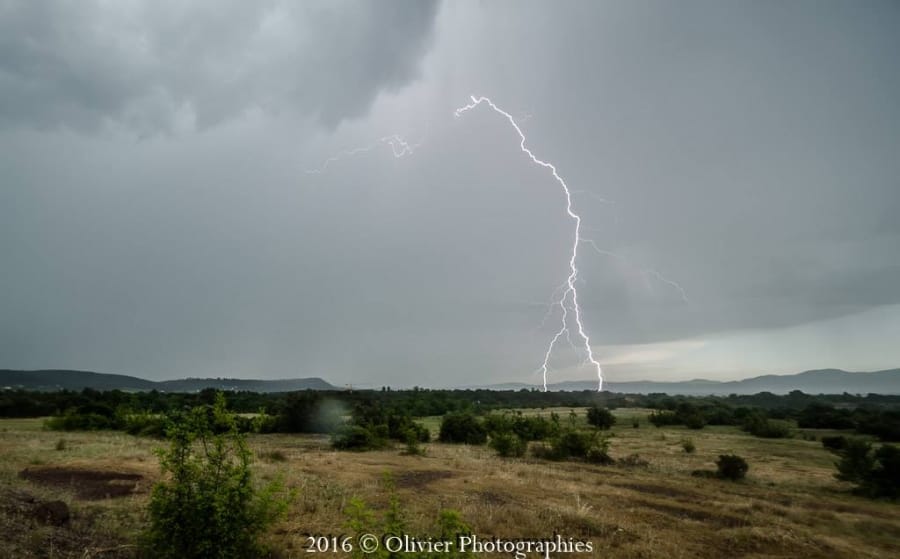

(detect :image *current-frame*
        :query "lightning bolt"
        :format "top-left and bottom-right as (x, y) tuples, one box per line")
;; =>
(454, 96), (603, 392)
(306, 97), (686, 394)
(304, 134), (420, 174)
(580, 239), (689, 303)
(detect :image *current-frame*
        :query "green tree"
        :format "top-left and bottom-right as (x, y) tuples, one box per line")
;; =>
(489, 431), (527, 457)
(835, 440), (900, 498)
(144, 393), (291, 559)
(835, 439), (875, 485)
(586, 406), (616, 430)
(439, 412), (487, 445)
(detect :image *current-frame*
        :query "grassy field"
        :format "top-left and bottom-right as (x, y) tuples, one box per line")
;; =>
(1, 410), (899, 558)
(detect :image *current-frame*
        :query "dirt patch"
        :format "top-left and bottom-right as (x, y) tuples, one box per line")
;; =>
(614, 483), (699, 501)
(1, 488), (135, 558)
(20, 467), (144, 500)
(2, 488), (70, 526)
(395, 470), (454, 489)
(475, 490), (513, 506)
(633, 499), (751, 528)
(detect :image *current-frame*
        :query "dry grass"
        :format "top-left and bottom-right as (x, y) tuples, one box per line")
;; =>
(1, 412), (898, 558)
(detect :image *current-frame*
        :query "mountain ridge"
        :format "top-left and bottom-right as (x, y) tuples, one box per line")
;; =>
(476, 368), (900, 394)
(0, 369), (335, 393)
(2, 368), (898, 394)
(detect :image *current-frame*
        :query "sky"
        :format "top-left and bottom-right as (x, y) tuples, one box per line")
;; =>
(1, 0), (899, 388)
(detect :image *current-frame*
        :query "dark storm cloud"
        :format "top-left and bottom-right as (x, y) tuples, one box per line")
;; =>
(447, 0), (900, 346)
(1, 0), (899, 386)
(0, 0), (440, 132)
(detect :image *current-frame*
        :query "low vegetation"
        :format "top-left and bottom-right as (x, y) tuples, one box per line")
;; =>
(1, 387), (899, 558)
(144, 394), (291, 558)
(344, 474), (473, 559)
(715, 454), (749, 481)
(834, 440), (900, 499)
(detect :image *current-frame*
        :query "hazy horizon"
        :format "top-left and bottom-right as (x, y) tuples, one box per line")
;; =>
(2, 1), (899, 388)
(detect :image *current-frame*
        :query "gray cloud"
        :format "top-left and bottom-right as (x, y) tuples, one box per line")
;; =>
(0, 0), (440, 132)
(1, 1), (899, 386)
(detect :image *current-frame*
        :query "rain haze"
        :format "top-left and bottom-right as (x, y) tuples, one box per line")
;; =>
(2, 0), (899, 388)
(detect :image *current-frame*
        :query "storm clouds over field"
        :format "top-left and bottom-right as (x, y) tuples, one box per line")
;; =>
(2, 1), (899, 386)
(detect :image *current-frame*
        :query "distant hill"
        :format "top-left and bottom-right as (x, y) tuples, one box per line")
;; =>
(3, 368), (898, 395)
(476, 369), (900, 395)
(0, 370), (336, 393)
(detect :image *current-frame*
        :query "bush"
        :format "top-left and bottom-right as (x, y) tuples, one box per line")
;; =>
(332, 425), (387, 451)
(821, 435), (849, 452)
(743, 416), (792, 439)
(835, 439), (875, 483)
(586, 406), (616, 430)
(484, 413), (558, 442)
(533, 428), (612, 463)
(835, 440), (900, 498)
(681, 438), (696, 454)
(401, 430), (426, 456)
(439, 413), (487, 445)
(648, 411), (679, 428)
(716, 454), (749, 481)
(144, 393), (290, 559)
(869, 444), (900, 499)
(684, 413), (707, 430)
(489, 432), (527, 458)
(45, 411), (115, 431)
(123, 411), (168, 437)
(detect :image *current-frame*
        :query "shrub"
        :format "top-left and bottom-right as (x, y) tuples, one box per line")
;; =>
(490, 432), (527, 458)
(648, 411), (679, 428)
(743, 416), (791, 439)
(586, 406), (616, 430)
(835, 439), (875, 484)
(251, 410), (279, 434)
(631, 418), (640, 429)
(144, 393), (291, 559)
(483, 413), (557, 441)
(45, 411), (114, 431)
(55, 438), (67, 451)
(123, 411), (167, 437)
(835, 440), (900, 498)
(510, 415), (557, 441)
(821, 435), (849, 452)
(533, 428), (612, 463)
(332, 425), (387, 451)
(869, 444), (900, 499)
(716, 454), (749, 481)
(684, 413), (707, 430)
(681, 438), (696, 454)
(439, 413), (487, 445)
(402, 430), (426, 456)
